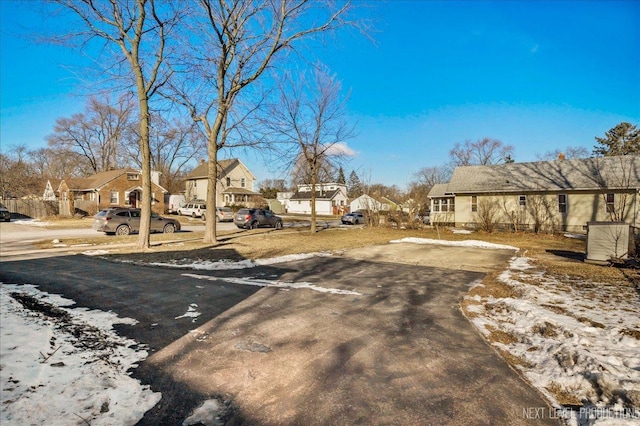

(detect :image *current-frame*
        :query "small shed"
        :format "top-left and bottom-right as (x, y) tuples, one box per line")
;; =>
(586, 222), (631, 264)
(266, 199), (284, 214)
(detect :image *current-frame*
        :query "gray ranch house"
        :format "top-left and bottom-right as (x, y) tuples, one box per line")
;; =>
(428, 155), (640, 233)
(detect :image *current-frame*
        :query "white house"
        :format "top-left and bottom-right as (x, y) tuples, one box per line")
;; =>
(349, 194), (391, 212)
(288, 182), (348, 215)
(276, 191), (294, 212)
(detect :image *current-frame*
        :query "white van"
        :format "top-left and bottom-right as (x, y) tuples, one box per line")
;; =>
(166, 194), (186, 214)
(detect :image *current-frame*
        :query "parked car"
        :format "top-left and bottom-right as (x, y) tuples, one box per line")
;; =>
(234, 208), (283, 229)
(203, 206), (234, 222)
(0, 204), (10, 222)
(341, 212), (365, 225)
(177, 201), (206, 218)
(93, 207), (181, 235)
(166, 194), (186, 214)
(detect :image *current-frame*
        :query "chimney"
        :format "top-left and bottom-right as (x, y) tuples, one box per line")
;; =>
(558, 153), (565, 161)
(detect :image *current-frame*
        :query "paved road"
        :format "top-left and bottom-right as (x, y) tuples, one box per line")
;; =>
(0, 241), (558, 425)
(0, 220), (234, 259)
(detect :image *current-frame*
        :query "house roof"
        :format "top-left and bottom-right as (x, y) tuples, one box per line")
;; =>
(185, 158), (257, 180)
(291, 189), (343, 201)
(62, 169), (168, 193)
(430, 155), (640, 196)
(428, 183), (453, 197)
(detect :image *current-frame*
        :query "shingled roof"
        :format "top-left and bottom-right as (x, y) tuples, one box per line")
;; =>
(186, 158), (255, 180)
(64, 169), (143, 191)
(435, 155), (639, 195)
(290, 189), (342, 200)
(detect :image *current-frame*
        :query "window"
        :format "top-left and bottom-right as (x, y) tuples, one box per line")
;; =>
(605, 193), (615, 213)
(471, 196), (477, 212)
(558, 194), (567, 213)
(127, 173), (139, 180)
(519, 195), (526, 207)
(241, 178), (246, 188)
(124, 191), (131, 206)
(110, 191), (119, 204)
(226, 177), (231, 186)
(433, 199), (440, 212)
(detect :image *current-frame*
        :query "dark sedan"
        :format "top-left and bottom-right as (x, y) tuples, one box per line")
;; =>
(93, 207), (181, 235)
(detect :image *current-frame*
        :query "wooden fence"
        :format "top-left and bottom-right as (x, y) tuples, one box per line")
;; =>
(1, 199), (100, 218)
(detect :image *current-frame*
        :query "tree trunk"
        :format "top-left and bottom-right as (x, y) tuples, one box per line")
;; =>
(134, 70), (152, 249)
(310, 162), (317, 234)
(203, 141), (218, 243)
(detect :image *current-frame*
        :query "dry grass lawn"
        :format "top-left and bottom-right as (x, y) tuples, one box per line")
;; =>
(34, 216), (636, 286)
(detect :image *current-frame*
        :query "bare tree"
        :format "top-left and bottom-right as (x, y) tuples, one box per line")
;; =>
(449, 137), (514, 166)
(290, 152), (338, 186)
(0, 146), (41, 199)
(127, 115), (205, 193)
(169, 0), (356, 243)
(47, 95), (135, 173)
(537, 146), (590, 161)
(475, 197), (501, 233)
(267, 67), (355, 233)
(29, 147), (89, 180)
(52, 0), (180, 249)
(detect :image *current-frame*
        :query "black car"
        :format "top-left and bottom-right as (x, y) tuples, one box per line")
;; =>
(234, 208), (283, 229)
(0, 204), (10, 222)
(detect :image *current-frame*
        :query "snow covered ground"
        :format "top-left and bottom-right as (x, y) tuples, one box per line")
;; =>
(2, 237), (639, 425)
(0, 284), (160, 425)
(465, 255), (640, 426)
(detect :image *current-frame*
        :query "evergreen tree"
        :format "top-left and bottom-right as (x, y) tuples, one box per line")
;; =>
(347, 170), (363, 198)
(593, 122), (640, 156)
(336, 166), (346, 184)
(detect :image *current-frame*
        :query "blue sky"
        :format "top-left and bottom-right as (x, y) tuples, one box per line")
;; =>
(1, 0), (639, 188)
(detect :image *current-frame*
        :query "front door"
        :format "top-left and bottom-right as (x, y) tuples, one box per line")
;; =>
(129, 190), (141, 208)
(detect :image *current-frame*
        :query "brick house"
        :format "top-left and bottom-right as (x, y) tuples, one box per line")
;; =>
(47, 169), (168, 215)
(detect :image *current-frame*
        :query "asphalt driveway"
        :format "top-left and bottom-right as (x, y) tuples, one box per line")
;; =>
(0, 243), (557, 425)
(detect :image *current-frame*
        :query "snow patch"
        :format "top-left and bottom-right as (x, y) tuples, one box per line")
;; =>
(390, 237), (518, 251)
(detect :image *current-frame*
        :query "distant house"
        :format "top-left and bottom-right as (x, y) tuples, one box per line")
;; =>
(184, 158), (260, 206)
(46, 169), (168, 215)
(428, 155), (640, 232)
(288, 182), (348, 215)
(276, 191), (294, 213)
(349, 194), (390, 212)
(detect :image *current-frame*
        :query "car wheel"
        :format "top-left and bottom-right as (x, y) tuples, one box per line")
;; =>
(250, 221), (259, 229)
(115, 225), (131, 236)
(274, 220), (283, 230)
(163, 223), (175, 234)
(192, 212), (196, 218)
(202, 213), (206, 221)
